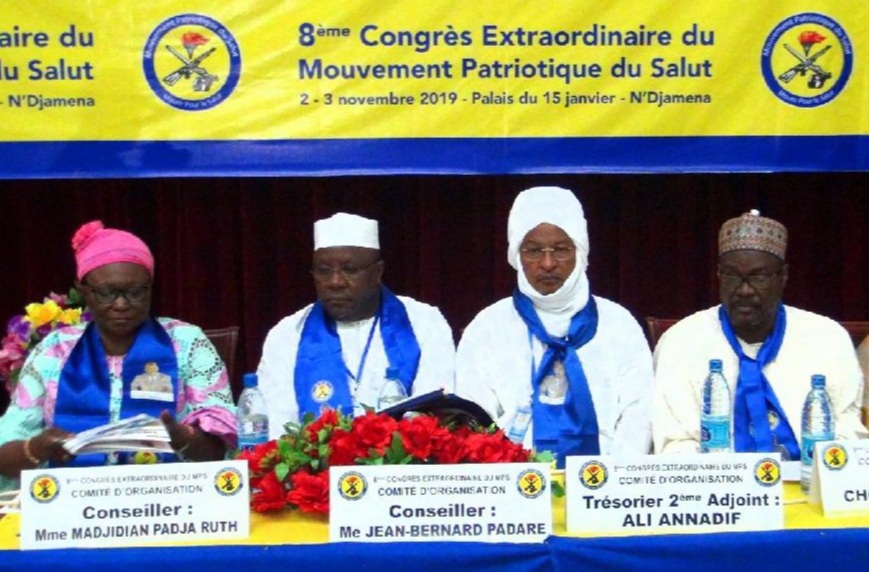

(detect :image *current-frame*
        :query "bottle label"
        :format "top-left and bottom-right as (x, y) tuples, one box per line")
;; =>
(507, 406), (532, 444)
(800, 435), (832, 465)
(700, 416), (730, 451)
(238, 430), (269, 451)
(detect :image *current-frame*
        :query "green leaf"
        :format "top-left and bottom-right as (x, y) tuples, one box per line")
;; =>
(275, 462), (290, 482)
(551, 480), (565, 498)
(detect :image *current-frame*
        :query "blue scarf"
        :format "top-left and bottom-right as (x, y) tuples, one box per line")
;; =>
(294, 286), (421, 419)
(54, 318), (179, 466)
(512, 289), (600, 468)
(718, 304), (799, 459)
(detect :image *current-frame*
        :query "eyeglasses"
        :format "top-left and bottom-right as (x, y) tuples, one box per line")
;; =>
(718, 271), (781, 291)
(310, 260), (379, 282)
(83, 282), (151, 305)
(520, 245), (575, 262)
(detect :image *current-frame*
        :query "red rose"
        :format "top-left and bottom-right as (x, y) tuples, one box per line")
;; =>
(250, 471), (288, 513)
(351, 412), (398, 454)
(305, 409), (340, 441)
(398, 415), (447, 460)
(237, 439), (279, 477)
(328, 428), (362, 466)
(465, 431), (517, 463)
(430, 431), (468, 464)
(287, 470), (330, 514)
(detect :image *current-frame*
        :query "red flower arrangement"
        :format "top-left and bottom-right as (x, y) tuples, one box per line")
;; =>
(238, 409), (552, 515)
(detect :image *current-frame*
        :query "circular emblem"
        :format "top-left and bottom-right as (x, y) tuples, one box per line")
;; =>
(29, 474), (61, 504)
(578, 460), (608, 490)
(143, 13), (242, 111)
(214, 467), (244, 496)
(767, 410), (780, 429)
(760, 13), (852, 107)
(821, 443), (848, 471)
(516, 469), (547, 499)
(133, 451), (159, 464)
(312, 380), (334, 403)
(337, 471), (367, 501)
(753, 457), (781, 487)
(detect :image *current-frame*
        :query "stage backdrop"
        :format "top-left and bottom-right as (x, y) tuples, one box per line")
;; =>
(0, 1), (867, 177)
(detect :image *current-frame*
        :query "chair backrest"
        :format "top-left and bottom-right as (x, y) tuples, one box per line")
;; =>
(645, 317), (869, 349)
(839, 321), (869, 349)
(204, 326), (240, 384)
(644, 317), (679, 349)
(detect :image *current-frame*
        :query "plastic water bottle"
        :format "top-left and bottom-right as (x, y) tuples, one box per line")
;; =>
(237, 373), (269, 451)
(507, 402), (532, 444)
(377, 367), (408, 410)
(800, 374), (834, 494)
(700, 359), (732, 453)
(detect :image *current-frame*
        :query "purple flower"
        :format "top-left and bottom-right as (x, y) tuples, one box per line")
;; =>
(6, 315), (31, 339)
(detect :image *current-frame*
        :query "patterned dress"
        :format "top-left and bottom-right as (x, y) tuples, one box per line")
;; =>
(0, 317), (237, 491)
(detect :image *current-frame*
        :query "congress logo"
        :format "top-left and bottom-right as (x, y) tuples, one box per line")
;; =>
(578, 460), (608, 490)
(337, 471), (368, 501)
(760, 13), (852, 107)
(516, 468), (546, 499)
(143, 14), (241, 111)
(214, 467), (244, 496)
(132, 451), (159, 464)
(312, 380), (334, 403)
(753, 457), (781, 487)
(821, 443), (848, 471)
(28, 474), (60, 504)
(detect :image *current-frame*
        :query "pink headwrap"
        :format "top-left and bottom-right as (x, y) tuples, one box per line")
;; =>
(72, 220), (154, 280)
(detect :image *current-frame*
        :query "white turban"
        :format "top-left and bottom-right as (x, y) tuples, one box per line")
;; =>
(507, 186), (591, 335)
(314, 213), (380, 250)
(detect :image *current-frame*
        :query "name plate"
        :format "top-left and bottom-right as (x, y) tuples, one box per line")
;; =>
(813, 440), (869, 516)
(565, 453), (783, 534)
(20, 460), (249, 550)
(329, 463), (551, 543)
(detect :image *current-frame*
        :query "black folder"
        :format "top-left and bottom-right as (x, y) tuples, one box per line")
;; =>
(380, 388), (494, 427)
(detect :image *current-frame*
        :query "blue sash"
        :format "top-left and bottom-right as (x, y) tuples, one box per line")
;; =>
(513, 289), (600, 468)
(718, 304), (799, 459)
(54, 319), (179, 466)
(294, 287), (421, 419)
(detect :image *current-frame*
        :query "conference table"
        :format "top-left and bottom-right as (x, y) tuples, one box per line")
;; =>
(1, 483), (867, 572)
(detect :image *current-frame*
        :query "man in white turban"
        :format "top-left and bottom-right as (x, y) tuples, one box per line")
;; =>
(455, 187), (653, 466)
(257, 213), (455, 436)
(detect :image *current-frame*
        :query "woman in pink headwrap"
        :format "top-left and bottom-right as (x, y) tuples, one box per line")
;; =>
(0, 221), (236, 489)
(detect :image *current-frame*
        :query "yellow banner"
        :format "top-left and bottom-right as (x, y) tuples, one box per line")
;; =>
(0, 1), (865, 175)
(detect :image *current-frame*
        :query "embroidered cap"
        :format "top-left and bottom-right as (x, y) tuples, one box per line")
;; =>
(314, 213), (379, 250)
(718, 210), (787, 260)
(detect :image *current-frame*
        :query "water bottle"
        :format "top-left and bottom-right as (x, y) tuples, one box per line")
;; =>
(237, 373), (269, 451)
(700, 359), (732, 453)
(800, 374), (834, 494)
(377, 367), (408, 410)
(507, 402), (532, 444)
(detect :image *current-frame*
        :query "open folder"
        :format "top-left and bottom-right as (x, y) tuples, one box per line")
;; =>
(379, 388), (494, 427)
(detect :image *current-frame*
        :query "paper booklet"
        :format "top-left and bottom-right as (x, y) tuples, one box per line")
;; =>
(380, 388), (494, 427)
(61, 414), (173, 456)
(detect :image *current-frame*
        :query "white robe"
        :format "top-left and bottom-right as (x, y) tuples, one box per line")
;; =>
(455, 295), (654, 456)
(257, 295), (455, 438)
(653, 305), (867, 454)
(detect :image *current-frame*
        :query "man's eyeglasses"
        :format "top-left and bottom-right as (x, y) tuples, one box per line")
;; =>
(83, 282), (151, 305)
(310, 260), (380, 282)
(520, 245), (575, 262)
(718, 271), (781, 291)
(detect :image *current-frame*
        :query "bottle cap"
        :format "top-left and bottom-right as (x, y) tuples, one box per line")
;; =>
(243, 373), (258, 388)
(709, 359), (723, 372)
(385, 367), (400, 379)
(810, 374), (826, 388)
